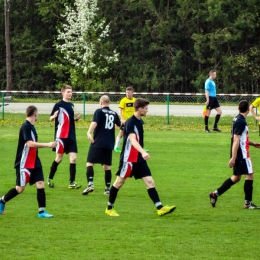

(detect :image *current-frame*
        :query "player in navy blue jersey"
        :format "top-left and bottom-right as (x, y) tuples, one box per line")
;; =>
(105, 98), (176, 217)
(209, 100), (260, 209)
(0, 106), (56, 218)
(48, 85), (81, 189)
(82, 95), (121, 195)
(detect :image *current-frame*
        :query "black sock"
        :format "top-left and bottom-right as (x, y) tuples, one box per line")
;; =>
(2, 188), (19, 203)
(244, 180), (253, 202)
(107, 186), (119, 210)
(86, 166), (94, 185)
(70, 163), (76, 183)
(105, 170), (111, 188)
(147, 187), (162, 209)
(204, 116), (209, 129)
(37, 188), (46, 208)
(214, 114), (221, 128)
(217, 178), (235, 196)
(49, 160), (59, 179)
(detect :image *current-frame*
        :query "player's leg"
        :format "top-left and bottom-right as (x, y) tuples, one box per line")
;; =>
(35, 174), (53, 218)
(204, 108), (211, 133)
(48, 153), (63, 188)
(114, 128), (124, 152)
(243, 159), (259, 209)
(142, 175), (176, 216)
(103, 164), (111, 195)
(0, 168), (28, 215)
(138, 161), (176, 216)
(105, 176), (125, 216)
(68, 152), (81, 189)
(213, 105), (222, 132)
(82, 162), (95, 195)
(209, 163), (242, 208)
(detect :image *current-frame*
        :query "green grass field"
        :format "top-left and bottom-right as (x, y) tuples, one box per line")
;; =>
(1, 115), (260, 260)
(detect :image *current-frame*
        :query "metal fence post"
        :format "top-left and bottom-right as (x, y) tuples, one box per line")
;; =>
(82, 93), (86, 120)
(166, 94), (170, 124)
(1, 92), (4, 120)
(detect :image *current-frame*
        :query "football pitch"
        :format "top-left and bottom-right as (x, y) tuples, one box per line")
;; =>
(1, 115), (260, 260)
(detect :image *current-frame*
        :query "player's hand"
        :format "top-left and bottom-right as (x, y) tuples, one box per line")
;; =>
(75, 114), (81, 121)
(141, 151), (150, 160)
(228, 158), (235, 168)
(53, 110), (59, 118)
(87, 133), (94, 143)
(48, 141), (57, 148)
(205, 101), (209, 106)
(121, 119), (126, 124)
(254, 143), (260, 148)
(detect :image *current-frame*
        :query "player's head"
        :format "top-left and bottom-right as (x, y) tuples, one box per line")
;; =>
(134, 98), (149, 116)
(61, 85), (72, 101)
(100, 95), (110, 107)
(209, 70), (216, 79)
(126, 86), (134, 99)
(26, 105), (38, 121)
(238, 100), (249, 113)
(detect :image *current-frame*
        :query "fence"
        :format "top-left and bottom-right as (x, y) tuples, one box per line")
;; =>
(1, 91), (259, 123)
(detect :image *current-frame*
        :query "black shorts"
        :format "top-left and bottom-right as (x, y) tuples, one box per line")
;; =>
(116, 160), (152, 179)
(16, 167), (44, 186)
(53, 138), (78, 154)
(233, 158), (253, 175)
(87, 146), (113, 165)
(207, 97), (220, 110)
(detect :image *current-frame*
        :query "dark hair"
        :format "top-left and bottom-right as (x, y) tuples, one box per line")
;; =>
(126, 86), (134, 92)
(26, 106), (37, 117)
(61, 85), (72, 92)
(134, 98), (149, 110)
(209, 70), (216, 75)
(238, 100), (249, 113)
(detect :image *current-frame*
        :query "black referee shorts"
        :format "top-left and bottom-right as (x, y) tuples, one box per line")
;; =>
(87, 146), (113, 166)
(207, 97), (220, 110)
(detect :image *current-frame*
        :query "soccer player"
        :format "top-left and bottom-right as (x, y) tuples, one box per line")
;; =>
(105, 98), (176, 217)
(204, 69), (222, 133)
(48, 85), (81, 189)
(82, 95), (121, 195)
(0, 106), (56, 217)
(114, 86), (136, 152)
(209, 100), (260, 209)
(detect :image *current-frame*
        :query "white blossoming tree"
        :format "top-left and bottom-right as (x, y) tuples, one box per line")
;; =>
(55, 0), (118, 88)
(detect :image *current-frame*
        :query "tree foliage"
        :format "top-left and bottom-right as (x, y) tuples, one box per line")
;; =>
(0, 0), (260, 93)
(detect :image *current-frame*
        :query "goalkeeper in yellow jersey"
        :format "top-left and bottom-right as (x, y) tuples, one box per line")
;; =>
(114, 86), (136, 152)
(249, 97), (260, 121)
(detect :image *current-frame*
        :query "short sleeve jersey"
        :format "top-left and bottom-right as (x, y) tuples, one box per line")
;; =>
(14, 120), (42, 169)
(91, 107), (120, 149)
(230, 114), (249, 159)
(120, 115), (144, 163)
(251, 97), (260, 110)
(205, 78), (216, 97)
(51, 100), (76, 140)
(119, 97), (136, 120)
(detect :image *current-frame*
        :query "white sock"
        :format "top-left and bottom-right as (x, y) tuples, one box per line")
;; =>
(114, 137), (121, 149)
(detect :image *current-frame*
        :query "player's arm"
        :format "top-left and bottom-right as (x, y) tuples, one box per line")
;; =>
(249, 104), (260, 121)
(50, 110), (59, 121)
(87, 122), (97, 143)
(249, 140), (260, 148)
(228, 134), (240, 168)
(26, 140), (56, 148)
(129, 133), (150, 160)
(205, 90), (210, 106)
(74, 113), (81, 121)
(118, 107), (126, 124)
